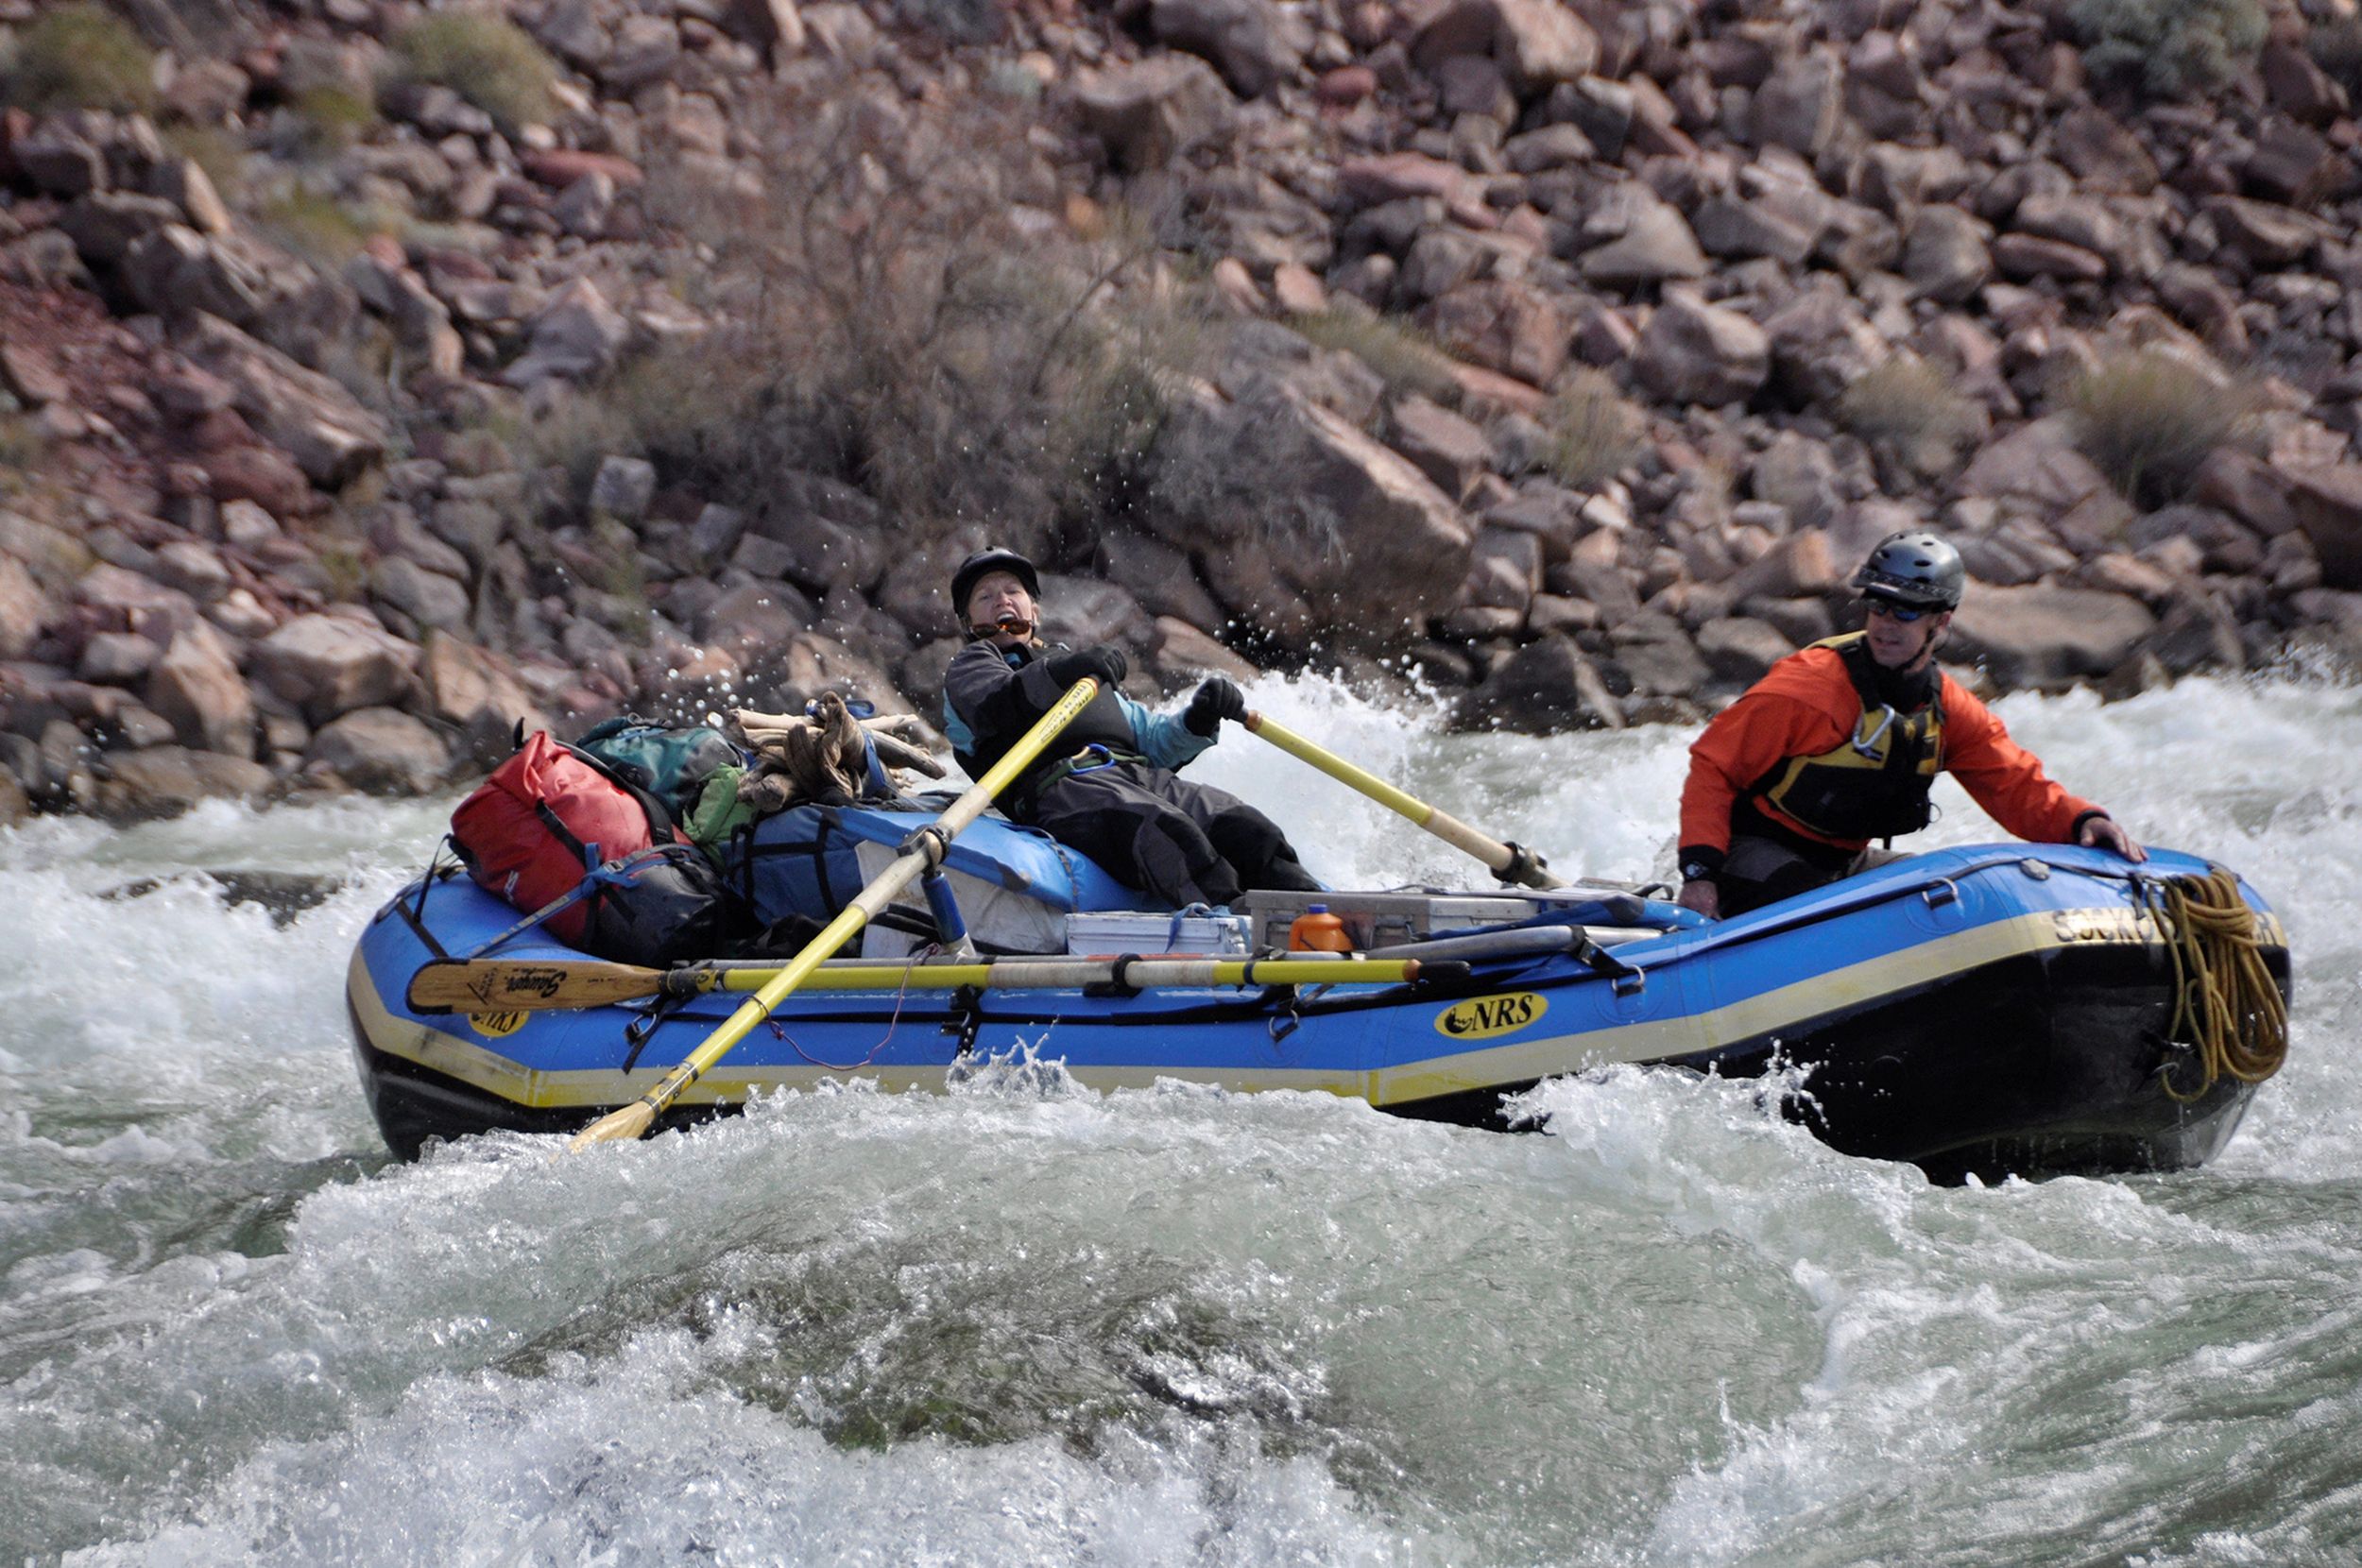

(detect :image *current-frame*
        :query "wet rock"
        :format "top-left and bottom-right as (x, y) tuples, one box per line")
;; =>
(93, 747), (276, 822)
(1453, 633), (1620, 731)
(306, 707), (451, 794)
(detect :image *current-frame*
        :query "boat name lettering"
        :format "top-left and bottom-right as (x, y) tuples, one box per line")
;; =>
(2050, 909), (2160, 946)
(470, 1011), (528, 1038)
(1435, 992), (1548, 1040)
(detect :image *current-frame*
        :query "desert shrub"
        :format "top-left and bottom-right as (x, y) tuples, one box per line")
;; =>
(0, 4), (155, 113)
(257, 185), (378, 267)
(164, 123), (250, 200)
(2067, 348), (2263, 508)
(1548, 369), (1648, 488)
(623, 83), (1213, 543)
(0, 413), (45, 476)
(389, 11), (556, 132)
(1836, 354), (1984, 479)
(290, 82), (378, 154)
(2310, 14), (2362, 100)
(1289, 308), (1460, 404)
(2069, 0), (2268, 95)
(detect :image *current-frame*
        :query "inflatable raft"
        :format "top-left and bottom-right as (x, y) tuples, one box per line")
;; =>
(347, 805), (2289, 1183)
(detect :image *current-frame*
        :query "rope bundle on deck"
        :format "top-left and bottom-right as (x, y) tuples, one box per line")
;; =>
(2143, 867), (2288, 1102)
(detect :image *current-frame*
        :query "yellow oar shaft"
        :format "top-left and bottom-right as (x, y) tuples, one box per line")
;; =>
(1241, 711), (1564, 890)
(699, 958), (1428, 992)
(571, 677), (1104, 1148)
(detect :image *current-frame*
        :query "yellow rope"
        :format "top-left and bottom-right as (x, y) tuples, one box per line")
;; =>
(2148, 868), (2288, 1102)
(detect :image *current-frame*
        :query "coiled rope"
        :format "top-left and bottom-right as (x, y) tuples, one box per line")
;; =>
(2142, 868), (2289, 1102)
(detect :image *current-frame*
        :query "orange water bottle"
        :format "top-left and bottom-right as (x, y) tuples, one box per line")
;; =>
(1288, 903), (1353, 953)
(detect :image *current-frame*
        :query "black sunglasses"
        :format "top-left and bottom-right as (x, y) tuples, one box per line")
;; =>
(1864, 600), (1928, 623)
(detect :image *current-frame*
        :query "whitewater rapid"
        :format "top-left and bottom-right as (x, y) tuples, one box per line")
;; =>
(3, 674), (2358, 1565)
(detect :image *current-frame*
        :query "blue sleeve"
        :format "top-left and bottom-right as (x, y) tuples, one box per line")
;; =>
(1122, 693), (1213, 771)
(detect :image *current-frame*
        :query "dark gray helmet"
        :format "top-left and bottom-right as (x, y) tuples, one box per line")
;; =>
(950, 546), (1040, 622)
(1852, 531), (1964, 611)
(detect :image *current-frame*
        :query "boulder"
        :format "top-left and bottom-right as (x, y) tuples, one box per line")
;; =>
(1150, 380), (1474, 648)
(94, 747), (276, 823)
(590, 455), (659, 521)
(59, 191), (182, 267)
(1070, 57), (1236, 173)
(250, 613), (420, 724)
(1390, 395), (1494, 499)
(1635, 293), (1769, 406)
(0, 555), (46, 658)
(1902, 206), (1992, 304)
(1410, 0), (1599, 91)
(175, 313), (387, 486)
(420, 634), (548, 766)
(368, 557), (471, 631)
(1956, 418), (2113, 513)
(1752, 49), (1844, 158)
(1038, 573), (1149, 651)
(1151, 617), (1260, 682)
(1148, 0), (1305, 96)
(306, 707), (451, 795)
(1944, 584), (2157, 688)
(502, 278), (632, 387)
(145, 627), (256, 758)
(2206, 196), (2317, 268)
(1696, 617), (1798, 685)
(1759, 285), (1886, 407)
(2287, 466), (2362, 590)
(1096, 531), (1228, 629)
(1463, 526), (1543, 612)
(1425, 279), (1566, 386)
(1578, 201), (1709, 287)
(1608, 611), (1710, 696)
(694, 580), (815, 666)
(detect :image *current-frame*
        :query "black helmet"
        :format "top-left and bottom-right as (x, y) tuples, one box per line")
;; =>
(1852, 531), (1964, 612)
(950, 547), (1040, 622)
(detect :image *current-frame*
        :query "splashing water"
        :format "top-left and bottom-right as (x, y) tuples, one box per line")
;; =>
(4, 676), (2359, 1565)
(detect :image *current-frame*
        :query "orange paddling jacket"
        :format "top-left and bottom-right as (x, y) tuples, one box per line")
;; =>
(1677, 633), (2102, 878)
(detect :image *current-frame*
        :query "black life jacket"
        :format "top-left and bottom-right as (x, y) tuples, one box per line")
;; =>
(1752, 632), (1945, 843)
(952, 644), (1141, 806)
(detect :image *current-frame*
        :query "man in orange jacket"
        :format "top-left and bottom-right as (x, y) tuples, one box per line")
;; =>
(1677, 531), (2145, 919)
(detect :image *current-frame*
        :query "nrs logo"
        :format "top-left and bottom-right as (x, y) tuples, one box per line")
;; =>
(1435, 992), (1548, 1040)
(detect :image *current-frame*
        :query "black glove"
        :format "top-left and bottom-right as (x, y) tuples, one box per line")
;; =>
(1184, 675), (1247, 736)
(1045, 645), (1128, 690)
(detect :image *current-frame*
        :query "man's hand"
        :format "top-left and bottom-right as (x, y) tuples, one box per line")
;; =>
(2078, 814), (2147, 862)
(1183, 675), (1247, 737)
(1678, 879), (1720, 919)
(1046, 646), (1127, 690)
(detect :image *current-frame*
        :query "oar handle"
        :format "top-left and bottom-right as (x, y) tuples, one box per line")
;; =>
(570, 677), (1105, 1148)
(1241, 710), (1565, 890)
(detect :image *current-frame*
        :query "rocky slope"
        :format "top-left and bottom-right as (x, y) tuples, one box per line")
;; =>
(4, 0), (2362, 825)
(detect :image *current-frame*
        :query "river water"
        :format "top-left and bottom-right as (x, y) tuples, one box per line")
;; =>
(3, 674), (2358, 1566)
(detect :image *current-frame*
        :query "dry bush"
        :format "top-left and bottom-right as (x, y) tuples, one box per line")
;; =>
(0, 4), (155, 113)
(1836, 354), (1984, 479)
(2068, 349), (2263, 507)
(624, 81), (1213, 546)
(290, 83), (378, 156)
(2070, 0), (2268, 94)
(1289, 308), (1459, 404)
(389, 11), (556, 132)
(1548, 369), (1648, 488)
(256, 184), (379, 268)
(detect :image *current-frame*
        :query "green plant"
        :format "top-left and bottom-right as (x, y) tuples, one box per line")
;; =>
(0, 4), (155, 113)
(1289, 308), (1460, 404)
(291, 82), (378, 155)
(0, 412), (46, 475)
(2067, 348), (2263, 508)
(2069, 0), (2268, 96)
(1547, 369), (1648, 488)
(317, 538), (369, 603)
(1836, 354), (1984, 480)
(256, 186), (379, 267)
(389, 10), (557, 132)
(163, 123), (250, 202)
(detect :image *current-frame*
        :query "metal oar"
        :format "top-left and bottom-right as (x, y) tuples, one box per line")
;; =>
(1240, 710), (1566, 890)
(566, 677), (1104, 1150)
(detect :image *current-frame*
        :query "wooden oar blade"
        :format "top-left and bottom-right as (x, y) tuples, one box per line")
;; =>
(406, 959), (666, 1014)
(569, 1099), (657, 1150)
